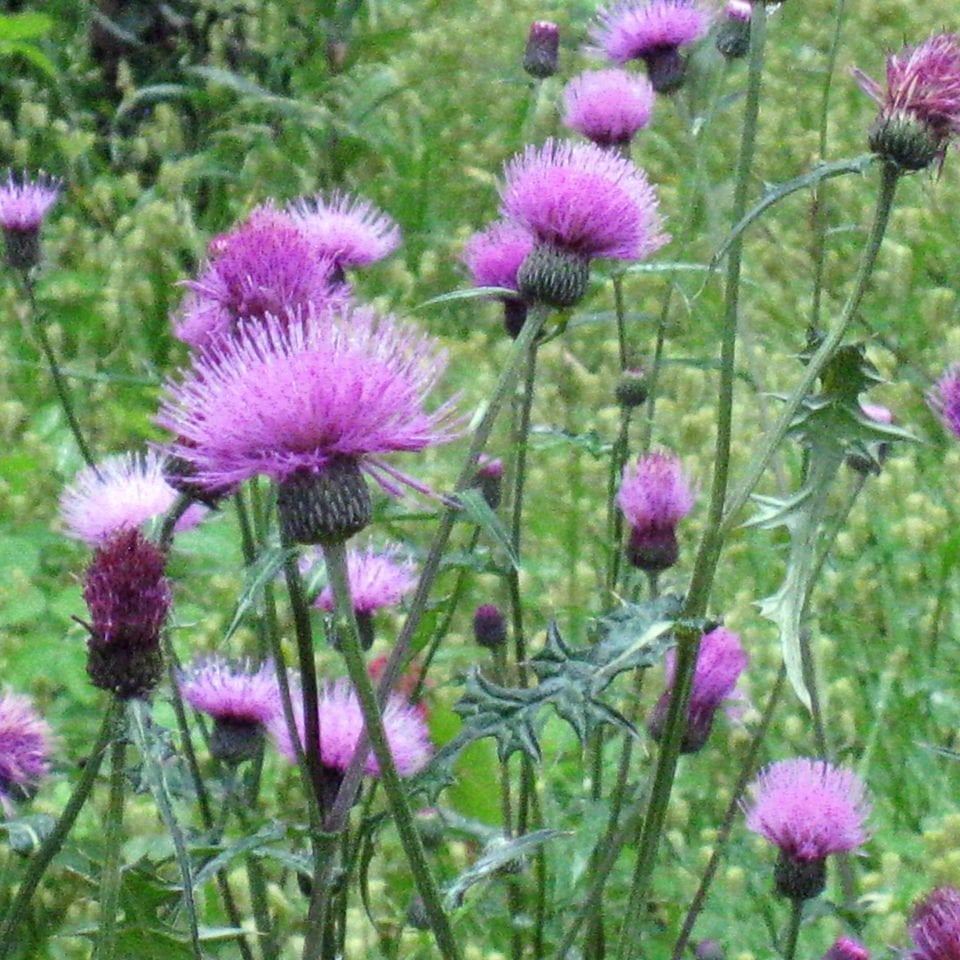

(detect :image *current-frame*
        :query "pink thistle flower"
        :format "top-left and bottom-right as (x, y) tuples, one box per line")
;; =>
(82, 529), (171, 698)
(854, 34), (960, 171)
(500, 139), (667, 307)
(929, 364), (960, 440)
(287, 191), (401, 272)
(60, 451), (206, 545)
(744, 758), (870, 901)
(179, 658), (281, 763)
(0, 690), (52, 813)
(823, 938), (870, 960)
(0, 170), (61, 271)
(175, 204), (349, 352)
(462, 221), (534, 336)
(909, 887), (960, 960)
(269, 679), (431, 778)
(590, 0), (710, 92)
(646, 626), (749, 753)
(158, 305), (458, 542)
(563, 69), (655, 148)
(368, 656), (429, 721)
(617, 450), (695, 573)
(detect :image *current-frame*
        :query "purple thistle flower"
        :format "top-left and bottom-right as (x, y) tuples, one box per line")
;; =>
(313, 544), (417, 615)
(175, 204), (349, 352)
(617, 450), (695, 573)
(929, 364), (960, 440)
(854, 34), (960, 170)
(646, 626), (748, 753)
(590, 0), (710, 92)
(60, 451), (206, 546)
(0, 171), (61, 271)
(909, 887), (960, 960)
(462, 221), (534, 336)
(179, 658), (281, 763)
(523, 20), (561, 79)
(744, 758), (870, 900)
(823, 937), (870, 960)
(563, 69), (655, 148)
(0, 690), (51, 813)
(158, 305), (458, 542)
(287, 191), (401, 271)
(82, 529), (171, 698)
(269, 679), (431, 779)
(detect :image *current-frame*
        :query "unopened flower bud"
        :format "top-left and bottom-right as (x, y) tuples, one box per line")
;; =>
(523, 21), (560, 79)
(715, 1), (751, 60)
(695, 940), (726, 960)
(473, 455), (504, 510)
(473, 604), (507, 651)
(615, 368), (648, 408)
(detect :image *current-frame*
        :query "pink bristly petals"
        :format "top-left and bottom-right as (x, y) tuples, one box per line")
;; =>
(179, 658), (281, 726)
(0, 690), (52, 812)
(823, 938), (870, 960)
(462, 221), (535, 294)
(0, 171), (61, 231)
(287, 191), (401, 269)
(158, 304), (459, 494)
(563, 69), (655, 147)
(313, 543), (417, 615)
(909, 887), (960, 960)
(591, 0), (710, 63)
(928, 363), (960, 440)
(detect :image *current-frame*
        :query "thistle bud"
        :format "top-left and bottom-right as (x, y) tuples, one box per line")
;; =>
(523, 21), (560, 79)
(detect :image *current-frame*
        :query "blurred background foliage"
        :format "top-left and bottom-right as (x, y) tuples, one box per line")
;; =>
(2, 0), (960, 956)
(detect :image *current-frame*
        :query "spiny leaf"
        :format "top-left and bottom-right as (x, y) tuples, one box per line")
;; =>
(456, 488), (520, 571)
(223, 545), (296, 642)
(444, 829), (567, 910)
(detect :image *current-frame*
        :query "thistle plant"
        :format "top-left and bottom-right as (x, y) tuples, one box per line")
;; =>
(4, 4), (960, 960)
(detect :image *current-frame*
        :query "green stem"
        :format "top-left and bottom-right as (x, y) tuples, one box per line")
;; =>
(0, 699), (118, 960)
(638, 285), (673, 455)
(95, 709), (127, 960)
(670, 664), (787, 960)
(321, 540), (463, 960)
(720, 162), (900, 540)
(20, 277), (98, 469)
(326, 306), (549, 832)
(781, 899), (804, 960)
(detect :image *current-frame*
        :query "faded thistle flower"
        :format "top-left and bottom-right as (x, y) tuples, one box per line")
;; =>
(908, 886), (960, 960)
(646, 626), (748, 753)
(617, 450), (695, 573)
(823, 938), (870, 960)
(0, 690), (52, 814)
(60, 451), (206, 545)
(312, 544), (417, 649)
(269, 679), (431, 781)
(175, 204), (349, 352)
(854, 33), (960, 171)
(158, 305), (458, 545)
(744, 758), (870, 901)
(287, 191), (401, 278)
(523, 21), (560, 79)
(0, 170), (61, 271)
(500, 139), (667, 308)
(179, 658), (281, 764)
(82, 529), (171, 698)
(462, 220), (535, 337)
(929, 364), (960, 441)
(563, 69), (655, 148)
(590, 0), (711, 93)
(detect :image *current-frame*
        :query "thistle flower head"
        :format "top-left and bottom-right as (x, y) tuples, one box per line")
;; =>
(909, 887), (960, 960)
(179, 658), (281, 726)
(462, 221), (535, 294)
(744, 758), (869, 900)
(617, 450), (694, 572)
(823, 938), (870, 960)
(159, 305), (458, 497)
(313, 544), (417, 615)
(855, 34), (960, 170)
(82, 529), (171, 697)
(287, 191), (401, 270)
(929, 363), (960, 440)
(0, 690), (51, 812)
(0, 171), (61, 271)
(716, 0), (752, 59)
(563, 69), (655, 148)
(269, 679), (431, 778)
(473, 603), (508, 651)
(60, 451), (205, 545)
(647, 626), (748, 753)
(175, 204), (348, 351)
(501, 139), (667, 263)
(523, 20), (560, 78)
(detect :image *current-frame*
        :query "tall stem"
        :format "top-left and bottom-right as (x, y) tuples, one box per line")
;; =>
(321, 540), (463, 960)
(781, 899), (804, 960)
(0, 699), (118, 960)
(95, 707), (127, 960)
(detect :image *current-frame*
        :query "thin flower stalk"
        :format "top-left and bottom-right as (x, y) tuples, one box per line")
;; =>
(320, 540), (463, 960)
(616, 11), (769, 957)
(96, 710), (127, 960)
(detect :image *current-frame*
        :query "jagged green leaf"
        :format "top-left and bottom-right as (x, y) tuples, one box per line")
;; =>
(223, 545), (296, 642)
(0, 813), (56, 855)
(456, 488), (520, 571)
(188, 821), (286, 893)
(444, 829), (567, 910)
